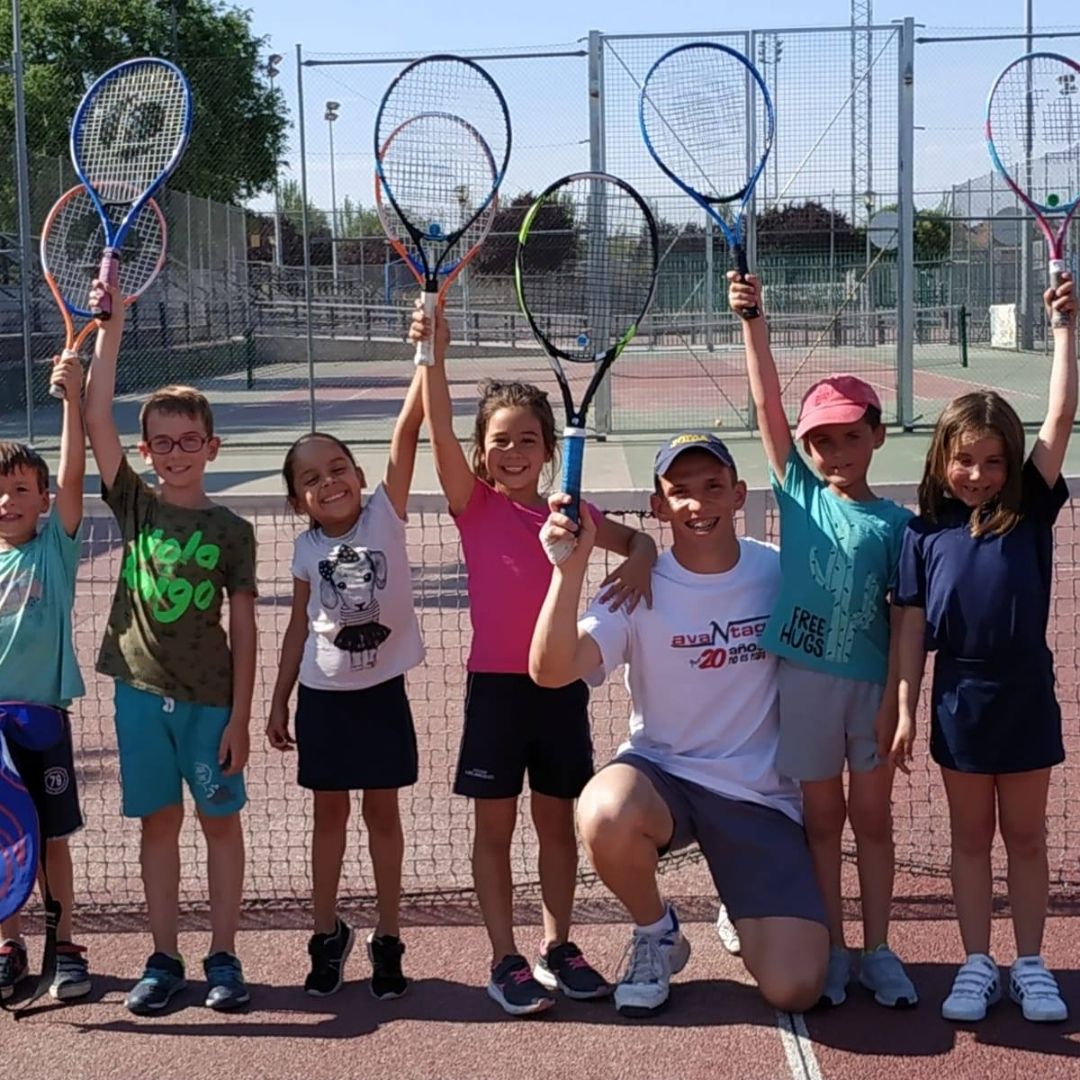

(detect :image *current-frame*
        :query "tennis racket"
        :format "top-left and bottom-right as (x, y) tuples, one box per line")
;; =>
(640, 42), (774, 320)
(70, 57), (192, 320)
(515, 172), (659, 521)
(374, 54), (511, 365)
(41, 185), (166, 399)
(987, 51), (1080, 328)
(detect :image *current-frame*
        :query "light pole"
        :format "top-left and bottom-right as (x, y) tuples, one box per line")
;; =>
(266, 54), (283, 268)
(325, 100), (340, 285)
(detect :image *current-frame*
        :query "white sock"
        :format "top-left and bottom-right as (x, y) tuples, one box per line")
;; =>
(636, 905), (674, 937)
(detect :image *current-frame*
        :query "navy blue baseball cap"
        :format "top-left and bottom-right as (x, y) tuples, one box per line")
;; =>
(653, 432), (737, 477)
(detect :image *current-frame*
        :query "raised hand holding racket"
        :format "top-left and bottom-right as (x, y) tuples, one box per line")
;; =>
(71, 57), (192, 320)
(515, 172), (659, 523)
(987, 51), (1080, 328)
(640, 42), (773, 319)
(374, 55), (511, 365)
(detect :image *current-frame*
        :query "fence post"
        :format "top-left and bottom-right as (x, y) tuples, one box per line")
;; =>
(587, 29), (611, 439)
(296, 42), (317, 433)
(896, 18), (916, 429)
(11, 2), (35, 441)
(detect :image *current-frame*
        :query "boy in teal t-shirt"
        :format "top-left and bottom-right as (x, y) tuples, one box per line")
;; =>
(730, 272), (915, 1012)
(0, 350), (90, 1002)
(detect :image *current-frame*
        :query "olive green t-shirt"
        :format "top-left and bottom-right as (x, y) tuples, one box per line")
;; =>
(96, 459), (257, 707)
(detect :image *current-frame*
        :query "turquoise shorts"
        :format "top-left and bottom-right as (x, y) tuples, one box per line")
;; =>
(113, 682), (247, 819)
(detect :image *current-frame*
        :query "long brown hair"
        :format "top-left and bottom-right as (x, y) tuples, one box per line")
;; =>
(471, 379), (559, 487)
(917, 390), (1025, 537)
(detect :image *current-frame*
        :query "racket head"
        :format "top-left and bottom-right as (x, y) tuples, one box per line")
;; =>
(70, 57), (193, 233)
(987, 51), (1080, 218)
(373, 55), (510, 279)
(514, 172), (659, 379)
(640, 42), (774, 215)
(374, 111), (500, 287)
(40, 184), (167, 321)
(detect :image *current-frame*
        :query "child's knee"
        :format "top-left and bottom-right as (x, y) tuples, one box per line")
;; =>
(314, 791), (351, 831)
(198, 810), (242, 843)
(361, 793), (401, 837)
(1001, 822), (1047, 861)
(142, 803), (183, 839)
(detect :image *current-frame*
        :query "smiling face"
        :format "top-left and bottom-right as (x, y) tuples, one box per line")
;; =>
(651, 449), (746, 546)
(945, 430), (1009, 508)
(0, 464), (49, 548)
(287, 436), (365, 534)
(481, 405), (551, 499)
(139, 409), (219, 494)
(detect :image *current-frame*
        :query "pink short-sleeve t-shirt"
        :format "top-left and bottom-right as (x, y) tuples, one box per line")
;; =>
(455, 480), (602, 673)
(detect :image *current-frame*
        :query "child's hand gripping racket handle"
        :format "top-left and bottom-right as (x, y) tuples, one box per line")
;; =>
(414, 289), (438, 366)
(47, 349), (80, 401)
(560, 426), (586, 524)
(1049, 262), (1073, 329)
(733, 245), (759, 320)
(91, 249), (120, 320)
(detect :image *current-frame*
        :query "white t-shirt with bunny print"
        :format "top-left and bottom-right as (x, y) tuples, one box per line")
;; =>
(292, 484), (425, 690)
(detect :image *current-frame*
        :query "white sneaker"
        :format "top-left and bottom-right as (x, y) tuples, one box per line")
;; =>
(715, 903), (741, 956)
(941, 954), (1002, 1022)
(614, 906), (691, 1017)
(1009, 957), (1068, 1023)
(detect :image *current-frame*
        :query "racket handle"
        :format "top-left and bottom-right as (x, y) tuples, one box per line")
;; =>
(561, 426), (586, 524)
(48, 348), (79, 401)
(92, 248), (121, 320)
(1049, 259), (1072, 328)
(414, 289), (438, 366)
(733, 245), (760, 321)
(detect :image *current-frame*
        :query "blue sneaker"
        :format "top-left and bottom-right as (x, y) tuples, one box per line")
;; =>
(125, 952), (187, 1014)
(203, 952), (250, 1011)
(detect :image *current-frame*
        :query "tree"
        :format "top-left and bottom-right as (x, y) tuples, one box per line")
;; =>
(756, 201), (863, 255)
(914, 207), (951, 262)
(277, 178), (327, 235)
(477, 191), (575, 275)
(0, 0), (287, 218)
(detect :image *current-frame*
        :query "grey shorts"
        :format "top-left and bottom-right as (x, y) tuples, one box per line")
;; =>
(775, 659), (883, 782)
(616, 753), (826, 926)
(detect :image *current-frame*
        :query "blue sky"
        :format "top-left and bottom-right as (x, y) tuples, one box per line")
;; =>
(241, 2), (1080, 219)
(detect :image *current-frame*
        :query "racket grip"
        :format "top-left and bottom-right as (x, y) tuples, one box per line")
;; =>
(1049, 259), (1072, 328)
(48, 348), (79, 401)
(92, 249), (121, 320)
(561, 426), (586, 525)
(414, 289), (438, 366)
(733, 245), (759, 321)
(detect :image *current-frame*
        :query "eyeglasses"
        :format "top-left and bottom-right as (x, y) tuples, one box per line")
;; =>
(146, 434), (211, 455)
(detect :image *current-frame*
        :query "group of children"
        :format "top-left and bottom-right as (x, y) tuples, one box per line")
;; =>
(0, 268), (1073, 1026)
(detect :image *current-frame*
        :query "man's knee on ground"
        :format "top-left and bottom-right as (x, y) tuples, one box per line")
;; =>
(741, 918), (828, 1012)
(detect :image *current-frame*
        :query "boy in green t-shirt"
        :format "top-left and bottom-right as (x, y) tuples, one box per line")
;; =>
(84, 281), (257, 1015)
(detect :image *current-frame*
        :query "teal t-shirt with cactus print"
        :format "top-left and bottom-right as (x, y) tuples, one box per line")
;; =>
(761, 448), (912, 684)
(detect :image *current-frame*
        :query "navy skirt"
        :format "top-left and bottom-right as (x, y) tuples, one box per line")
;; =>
(930, 650), (1064, 774)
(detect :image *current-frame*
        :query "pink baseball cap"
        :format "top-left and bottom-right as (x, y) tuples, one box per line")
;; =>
(794, 375), (882, 439)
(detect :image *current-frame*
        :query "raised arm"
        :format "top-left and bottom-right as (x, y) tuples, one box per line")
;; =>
(530, 506), (604, 688)
(409, 299), (476, 515)
(728, 272), (794, 482)
(51, 352), (85, 538)
(1032, 274), (1078, 486)
(384, 366), (424, 519)
(83, 281), (126, 489)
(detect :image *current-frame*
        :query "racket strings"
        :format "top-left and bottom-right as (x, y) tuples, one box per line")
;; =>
(518, 177), (658, 363)
(642, 48), (767, 203)
(989, 55), (1080, 207)
(74, 61), (190, 199)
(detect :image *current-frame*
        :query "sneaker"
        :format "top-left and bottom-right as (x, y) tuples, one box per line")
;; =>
(715, 903), (742, 957)
(820, 946), (852, 1007)
(941, 954), (1002, 1022)
(305, 918), (356, 996)
(203, 952), (250, 1011)
(125, 952), (187, 1014)
(487, 953), (556, 1016)
(1009, 956), (1068, 1023)
(859, 945), (918, 1008)
(367, 932), (408, 1000)
(613, 906), (692, 1018)
(0, 939), (29, 1001)
(50, 941), (92, 1001)
(533, 941), (612, 1000)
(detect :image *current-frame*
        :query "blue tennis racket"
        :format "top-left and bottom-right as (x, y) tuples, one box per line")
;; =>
(70, 57), (193, 320)
(640, 42), (774, 319)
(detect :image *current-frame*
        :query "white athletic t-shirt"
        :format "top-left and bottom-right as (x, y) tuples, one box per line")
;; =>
(291, 484), (425, 690)
(579, 539), (801, 823)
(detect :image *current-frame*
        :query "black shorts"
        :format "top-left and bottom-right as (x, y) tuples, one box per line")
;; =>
(296, 677), (418, 791)
(454, 673), (593, 800)
(7, 710), (83, 840)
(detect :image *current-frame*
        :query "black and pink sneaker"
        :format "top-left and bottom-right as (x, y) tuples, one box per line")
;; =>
(487, 953), (555, 1016)
(533, 941), (612, 1000)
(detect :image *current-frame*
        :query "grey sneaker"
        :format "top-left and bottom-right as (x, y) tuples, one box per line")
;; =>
(50, 941), (91, 1001)
(819, 946), (851, 1007)
(1009, 957), (1068, 1023)
(859, 945), (918, 1008)
(942, 954), (1001, 1022)
(203, 951), (250, 1011)
(125, 952), (187, 1014)
(613, 906), (691, 1018)
(0, 939), (29, 1001)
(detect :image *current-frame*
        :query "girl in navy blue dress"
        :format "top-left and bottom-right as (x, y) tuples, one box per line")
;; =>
(891, 276), (1075, 1026)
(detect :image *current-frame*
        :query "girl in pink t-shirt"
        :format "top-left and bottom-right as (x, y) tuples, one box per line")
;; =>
(412, 302), (655, 1016)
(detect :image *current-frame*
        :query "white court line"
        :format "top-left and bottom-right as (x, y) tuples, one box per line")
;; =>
(776, 1010), (825, 1080)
